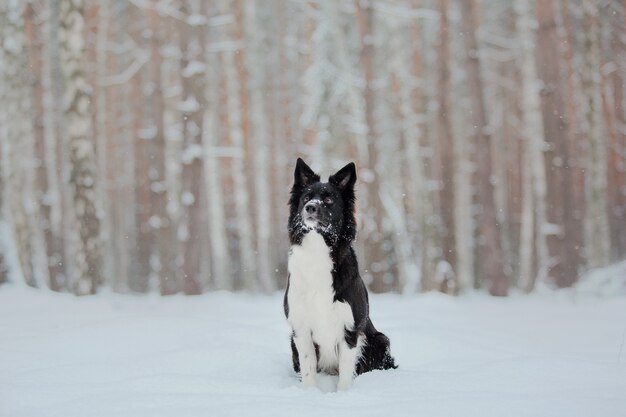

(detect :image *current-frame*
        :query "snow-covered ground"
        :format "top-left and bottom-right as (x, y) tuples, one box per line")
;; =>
(1, 285), (625, 417)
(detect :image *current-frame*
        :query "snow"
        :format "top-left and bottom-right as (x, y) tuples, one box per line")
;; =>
(177, 97), (200, 113)
(137, 125), (157, 140)
(576, 261), (626, 297)
(181, 144), (203, 165)
(0, 219), (22, 284)
(186, 14), (208, 27)
(208, 14), (235, 28)
(541, 222), (563, 236)
(180, 191), (195, 206)
(148, 215), (162, 229)
(1, 285), (625, 417)
(181, 61), (206, 78)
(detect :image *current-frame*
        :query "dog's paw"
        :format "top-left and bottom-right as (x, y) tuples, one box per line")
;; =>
(301, 374), (316, 389)
(336, 377), (352, 391)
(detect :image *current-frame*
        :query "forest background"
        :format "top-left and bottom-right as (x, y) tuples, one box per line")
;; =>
(0, 0), (625, 297)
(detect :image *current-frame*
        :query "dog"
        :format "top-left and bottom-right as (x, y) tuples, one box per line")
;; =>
(283, 158), (397, 390)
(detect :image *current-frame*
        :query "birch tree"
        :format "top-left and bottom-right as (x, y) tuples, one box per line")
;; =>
(25, 4), (53, 290)
(59, 0), (103, 294)
(0, 0), (47, 288)
(41, 0), (66, 291)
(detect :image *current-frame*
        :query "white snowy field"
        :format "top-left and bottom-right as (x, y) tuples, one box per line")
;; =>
(1, 285), (625, 417)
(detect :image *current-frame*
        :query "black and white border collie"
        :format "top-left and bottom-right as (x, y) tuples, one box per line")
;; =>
(284, 158), (397, 390)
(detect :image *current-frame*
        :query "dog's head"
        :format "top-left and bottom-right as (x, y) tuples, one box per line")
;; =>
(288, 158), (357, 246)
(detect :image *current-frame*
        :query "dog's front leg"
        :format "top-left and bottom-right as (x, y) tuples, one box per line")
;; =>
(293, 330), (317, 388)
(337, 341), (358, 390)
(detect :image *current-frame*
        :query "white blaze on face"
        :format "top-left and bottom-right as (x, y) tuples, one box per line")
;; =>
(302, 199), (322, 229)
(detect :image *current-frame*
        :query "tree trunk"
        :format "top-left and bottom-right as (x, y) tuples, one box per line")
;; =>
(535, 0), (580, 287)
(108, 0), (136, 293)
(436, 0), (457, 292)
(245, 1), (275, 293)
(147, 1), (179, 295)
(560, 0), (587, 278)
(515, 0), (549, 291)
(605, 4), (626, 260)
(26, 4), (57, 290)
(388, 4), (423, 294)
(95, 1), (114, 292)
(0, 107), (7, 284)
(581, 0), (610, 269)
(178, 0), (208, 295)
(41, 0), (67, 291)
(224, 44), (257, 291)
(1, 1), (47, 288)
(454, 49), (476, 292)
(129, 9), (152, 293)
(355, 0), (392, 293)
(59, 0), (103, 295)
(460, 0), (507, 296)
(203, 48), (231, 291)
(0, 161), (7, 284)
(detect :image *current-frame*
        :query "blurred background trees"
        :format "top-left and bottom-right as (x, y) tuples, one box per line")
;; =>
(0, 0), (624, 296)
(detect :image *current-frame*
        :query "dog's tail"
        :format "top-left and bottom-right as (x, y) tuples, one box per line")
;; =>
(356, 320), (397, 375)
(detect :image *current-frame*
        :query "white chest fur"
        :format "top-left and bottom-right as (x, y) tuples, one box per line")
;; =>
(287, 231), (355, 373)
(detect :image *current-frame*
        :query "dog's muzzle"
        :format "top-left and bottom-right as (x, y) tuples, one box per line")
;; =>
(303, 201), (321, 227)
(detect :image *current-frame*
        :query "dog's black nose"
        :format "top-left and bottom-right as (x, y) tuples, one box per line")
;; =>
(305, 203), (318, 214)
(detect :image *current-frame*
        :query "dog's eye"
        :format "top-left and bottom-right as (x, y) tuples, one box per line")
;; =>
(324, 197), (333, 205)
(303, 195), (310, 203)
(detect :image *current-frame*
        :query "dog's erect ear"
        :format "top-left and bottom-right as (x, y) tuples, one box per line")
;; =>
(294, 158), (319, 188)
(329, 162), (357, 191)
